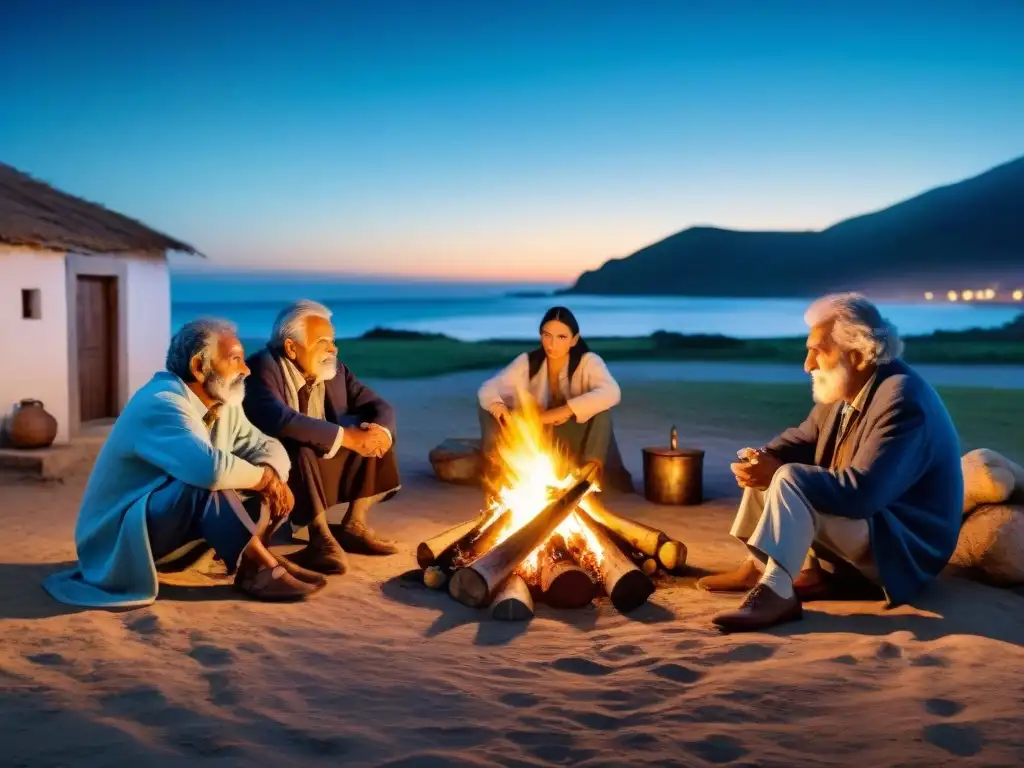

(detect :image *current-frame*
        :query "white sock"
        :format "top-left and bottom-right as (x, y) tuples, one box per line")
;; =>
(758, 558), (794, 599)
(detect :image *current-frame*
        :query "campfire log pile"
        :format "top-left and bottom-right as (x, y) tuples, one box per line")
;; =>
(416, 461), (688, 620)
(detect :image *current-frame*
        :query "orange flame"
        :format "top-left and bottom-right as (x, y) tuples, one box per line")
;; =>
(478, 390), (605, 576)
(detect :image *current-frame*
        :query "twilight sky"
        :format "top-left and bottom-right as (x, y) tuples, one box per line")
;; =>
(2, 0), (1022, 282)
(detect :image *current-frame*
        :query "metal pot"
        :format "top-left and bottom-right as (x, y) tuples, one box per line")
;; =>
(642, 427), (704, 505)
(8, 399), (58, 449)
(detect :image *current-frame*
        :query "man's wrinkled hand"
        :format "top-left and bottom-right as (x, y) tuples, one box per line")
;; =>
(360, 422), (392, 458)
(730, 450), (783, 490)
(262, 473), (294, 520)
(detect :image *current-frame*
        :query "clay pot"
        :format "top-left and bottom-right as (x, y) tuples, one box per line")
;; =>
(8, 399), (58, 449)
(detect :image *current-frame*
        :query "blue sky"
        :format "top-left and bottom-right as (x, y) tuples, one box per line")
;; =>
(2, 0), (1022, 281)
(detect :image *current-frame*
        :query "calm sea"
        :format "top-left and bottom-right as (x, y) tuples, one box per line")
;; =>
(171, 273), (1021, 343)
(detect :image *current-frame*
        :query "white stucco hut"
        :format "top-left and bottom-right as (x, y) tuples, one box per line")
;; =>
(0, 162), (199, 445)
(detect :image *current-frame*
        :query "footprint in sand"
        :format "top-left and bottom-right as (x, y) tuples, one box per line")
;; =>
(910, 653), (949, 668)
(923, 723), (984, 757)
(831, 654), (858, 665)
(875, 641), (903, 660)
(599, 644), (645, 661)
(703, 643), (777, 664)
(26, 652), (65, 667)
(499, 692), (541, 709)
(649, 663), (704, 684)
(924, 698), (965, 718)
(123, 612), (161, 637)
(685, 734), (749, 764)
(506, 729), (597, 764)
(188, 644), (234, 668)
(550, 657), (614, 677)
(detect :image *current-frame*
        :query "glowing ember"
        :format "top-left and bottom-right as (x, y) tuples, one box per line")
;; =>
(471, 391), (606, 576)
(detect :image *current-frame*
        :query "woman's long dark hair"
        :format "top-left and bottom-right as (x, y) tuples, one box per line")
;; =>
(528, 306), (590, 379)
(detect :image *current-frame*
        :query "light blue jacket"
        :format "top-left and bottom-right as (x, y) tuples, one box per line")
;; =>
(43, 372), (290, 608)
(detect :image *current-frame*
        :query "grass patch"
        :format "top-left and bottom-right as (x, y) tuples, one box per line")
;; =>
(615, 381), (1021, 461)
(242, 334), (1024, 379)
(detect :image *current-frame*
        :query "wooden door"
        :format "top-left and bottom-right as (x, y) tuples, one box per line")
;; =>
(76, 276), (119, 422)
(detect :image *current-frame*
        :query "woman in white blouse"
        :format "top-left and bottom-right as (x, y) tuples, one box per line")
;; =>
(477, 306), (633, 491)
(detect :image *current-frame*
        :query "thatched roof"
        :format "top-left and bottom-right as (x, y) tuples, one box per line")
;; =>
(0, 162), (200, 257)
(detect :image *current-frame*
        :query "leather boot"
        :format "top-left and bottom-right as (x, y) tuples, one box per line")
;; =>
(233, 559), (322, 602)
(288, 513), (350, 574)
(336, 519), (399, 555)
(711, 584), (803, 633)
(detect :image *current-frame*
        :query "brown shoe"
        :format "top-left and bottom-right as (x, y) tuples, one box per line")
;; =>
(711, 584), (802, 633)
(793, 566), (830, 601)
(275, 554), (330, 587)
(336, 521), (399, 556)
(696, 559), (761, 592)
(287, 542), (349, 575)
(698, 559), (829, 601)
(233, 565), (322, 602)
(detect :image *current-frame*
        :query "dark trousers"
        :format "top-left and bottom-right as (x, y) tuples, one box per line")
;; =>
(146, 480), (268, 573)
(289, 445), (402, 527)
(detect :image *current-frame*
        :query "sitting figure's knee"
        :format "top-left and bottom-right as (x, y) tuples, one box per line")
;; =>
(768, 462), (809, 492)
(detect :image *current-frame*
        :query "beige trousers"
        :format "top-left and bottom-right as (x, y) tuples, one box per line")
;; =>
(731, 468), (879, 582)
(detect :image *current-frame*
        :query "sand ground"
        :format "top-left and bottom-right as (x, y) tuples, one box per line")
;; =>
(2, 370), (1023, 767)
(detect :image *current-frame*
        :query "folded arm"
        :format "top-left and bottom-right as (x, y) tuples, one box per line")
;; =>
(566, 355), (621, 423)
(761, 405), (825, 465)
(134, 392), (265, 491)
(478, 353), (528, 412)
(232, 408), (292, 482)
(788, 385), (928, 519)
(344, 366), (396, 436)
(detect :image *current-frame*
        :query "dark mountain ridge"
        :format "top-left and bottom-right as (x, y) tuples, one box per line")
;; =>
(565, 154), (1024, 297)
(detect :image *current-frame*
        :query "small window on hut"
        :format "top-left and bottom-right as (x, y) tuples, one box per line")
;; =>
(21, 289), (41, 320)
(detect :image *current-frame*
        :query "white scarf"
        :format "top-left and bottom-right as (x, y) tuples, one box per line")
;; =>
(277, 355), (326, 419)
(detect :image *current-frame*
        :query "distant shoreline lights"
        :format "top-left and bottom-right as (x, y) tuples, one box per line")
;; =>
(924, 288), (1022, 302)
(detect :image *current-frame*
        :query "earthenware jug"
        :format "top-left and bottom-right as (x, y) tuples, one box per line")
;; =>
(8, 399), (58, 449)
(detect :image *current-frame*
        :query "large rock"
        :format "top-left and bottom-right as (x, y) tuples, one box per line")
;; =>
(961, 448), (1024, 514)
(951, 504), (1024, 586)
(429, 438), (483, 485)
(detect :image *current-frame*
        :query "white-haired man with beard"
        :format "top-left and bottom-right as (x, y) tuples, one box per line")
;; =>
(44, 319), (326, 608)
(698, 293), (962, 633)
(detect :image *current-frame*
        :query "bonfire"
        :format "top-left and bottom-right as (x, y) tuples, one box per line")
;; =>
(416, 394), (687, 620)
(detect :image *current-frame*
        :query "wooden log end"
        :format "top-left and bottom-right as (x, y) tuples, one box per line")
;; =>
(423, 566), (448, 590)
(492, 597), (534, 621)
(416, 543), (435, 570)
(544, 566), (597, 609)
(657, 540), (687, 571)
(449, 567), (491, 608)
(491, 574), (534, 620)
(640, 558), (659, 576)
(608, 569), (655, 613)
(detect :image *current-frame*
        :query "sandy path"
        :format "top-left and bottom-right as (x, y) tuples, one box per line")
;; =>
(1, 374), (1023, 767)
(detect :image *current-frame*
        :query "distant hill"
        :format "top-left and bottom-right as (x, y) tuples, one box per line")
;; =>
(565, 154), (1024, 297)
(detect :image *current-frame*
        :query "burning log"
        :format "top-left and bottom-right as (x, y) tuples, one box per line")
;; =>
(539, 533), (596, 609)
(429, 509), (514, 574)
(416, 516), (484, 569)
(449, 462), (600, 608)
(491, 574), (534, 621)
(585, 498), (686, 571)
(576, 507), (655, 613)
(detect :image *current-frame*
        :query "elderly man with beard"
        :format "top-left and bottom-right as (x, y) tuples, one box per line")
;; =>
(243, 300), (401, 576)
(43, 319), (326, 608)
(697, 293), (962, 633)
